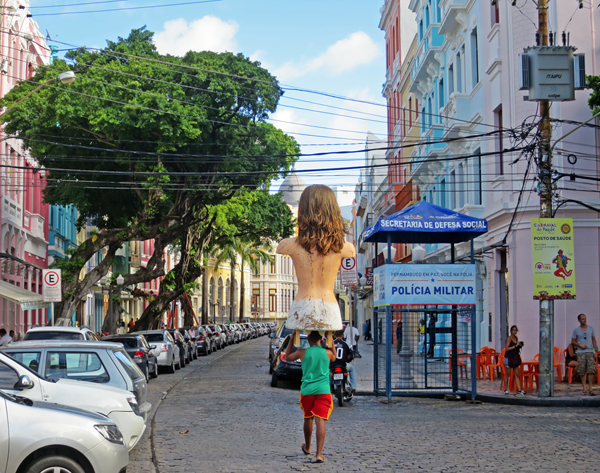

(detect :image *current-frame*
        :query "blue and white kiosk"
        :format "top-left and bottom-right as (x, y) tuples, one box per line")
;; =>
(363, 201), (488, 400)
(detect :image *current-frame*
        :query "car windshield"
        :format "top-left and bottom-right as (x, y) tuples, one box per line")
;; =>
(106, 338), (138, 348)
(113, 349), (145, 380)
(279, 327), (294, 339)
(24, 331), (83, 341)
(142, 333), (164, 342)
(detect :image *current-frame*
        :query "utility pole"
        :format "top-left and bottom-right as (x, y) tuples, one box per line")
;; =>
(537, 0), (553, 397)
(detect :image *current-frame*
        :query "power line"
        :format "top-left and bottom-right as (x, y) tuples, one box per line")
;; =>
(32, 0), (221, 16)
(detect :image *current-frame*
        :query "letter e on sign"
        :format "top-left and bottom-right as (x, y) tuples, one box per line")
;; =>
(340, 257), (358, 285)
(42, 269), (62, 302)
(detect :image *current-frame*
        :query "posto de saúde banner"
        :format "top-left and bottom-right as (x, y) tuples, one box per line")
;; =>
(373, 264), (476, 306)
(531, 218), (576, 300)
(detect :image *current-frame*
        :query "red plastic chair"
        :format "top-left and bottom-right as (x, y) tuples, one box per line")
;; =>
(553, 347), (562, 383)
(449, 349), (468, 380)
(488, 349), (504, 382)
(564, 349), (575, 384)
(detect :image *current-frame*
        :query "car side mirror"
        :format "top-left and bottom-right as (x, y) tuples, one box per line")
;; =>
(269, 333), (276, 338)
(150, 345), (157, 350)
(14, 374), (34, 390)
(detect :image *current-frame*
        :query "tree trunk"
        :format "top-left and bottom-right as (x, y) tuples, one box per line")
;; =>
(202, 253), (209, 325)
(239, 261), (245, 323)
(180, 293), (196, 326)
(229, 255), (236, 323)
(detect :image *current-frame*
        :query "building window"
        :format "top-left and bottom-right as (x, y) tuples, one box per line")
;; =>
(439, 178), (446, 208)
(457, 161), (465, 209)
(492, 1), (500, 24)
(473, 150), (482, 205)
(449, 169), (456, 209)
(252, 288), (260, 312)
(438, 79), (444, 110)
(269, 289), (277, 312)
(471, 28), (479, 87)
(456, 47), (464, 93)
(495, 105), (504, 175)
(448, 64), (454, 95)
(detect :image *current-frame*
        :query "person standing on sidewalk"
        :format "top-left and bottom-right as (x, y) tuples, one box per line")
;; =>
(285, 330), (336, 463)
(396, 317), (403, 354)
(419, 319), (426, 355)
(503, 325), (525, 395)
(571, 313), (598, 396)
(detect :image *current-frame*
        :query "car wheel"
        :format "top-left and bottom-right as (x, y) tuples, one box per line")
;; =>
(168, 357), (176, 373)
(175, 358), (181, 370)
(150, 362), (159, 379)
(270, 372), (278, 388)
(193, 349), (198, 360)
(269, 363), (274, 374)
(181, 356), (186, 367)
(144, 364), (149, 382)
(25, 455), (85, 473)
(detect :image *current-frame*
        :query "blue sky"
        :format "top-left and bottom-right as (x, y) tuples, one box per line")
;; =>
(29, 0), (389, 190)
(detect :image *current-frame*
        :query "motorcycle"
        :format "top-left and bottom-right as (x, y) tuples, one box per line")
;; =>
(330, 365), (352, 407)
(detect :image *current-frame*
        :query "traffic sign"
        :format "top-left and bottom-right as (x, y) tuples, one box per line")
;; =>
(42, 269), (62, 302)
(340, 257), (358, 285)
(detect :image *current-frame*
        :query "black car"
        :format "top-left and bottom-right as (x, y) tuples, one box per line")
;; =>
(270, 333), (309, 387)
(101, 334), (158, 381)
(167, 329), (187, 368)
(268, 324), (294, 362)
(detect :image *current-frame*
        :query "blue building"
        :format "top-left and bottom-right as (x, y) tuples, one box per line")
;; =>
(47, 205), (78, 265)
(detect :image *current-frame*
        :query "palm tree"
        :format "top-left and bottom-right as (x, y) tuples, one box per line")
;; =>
(214, 237), (273, 322)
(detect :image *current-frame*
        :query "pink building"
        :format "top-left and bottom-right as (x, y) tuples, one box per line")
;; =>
(0, 2), (51, 335)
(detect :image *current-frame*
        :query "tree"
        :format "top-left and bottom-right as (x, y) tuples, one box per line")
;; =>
(0, 27), (299, 324)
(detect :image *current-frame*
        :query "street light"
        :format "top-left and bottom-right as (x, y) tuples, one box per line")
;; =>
(2, 71), (76, 116)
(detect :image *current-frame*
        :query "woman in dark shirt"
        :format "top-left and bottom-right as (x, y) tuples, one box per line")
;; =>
(503, 325), (525, 395)
(565, 342), (578, 371)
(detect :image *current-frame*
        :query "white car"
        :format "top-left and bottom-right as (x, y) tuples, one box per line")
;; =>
(23, 325), (99, 341)
(0, 352), (146, 451)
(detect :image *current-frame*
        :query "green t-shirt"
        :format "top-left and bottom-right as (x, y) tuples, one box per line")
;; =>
(301, 345), (331, 396)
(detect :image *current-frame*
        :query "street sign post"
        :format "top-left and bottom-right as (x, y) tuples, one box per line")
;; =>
(340, 257), (358, 285)
(42, 269), (62, 302)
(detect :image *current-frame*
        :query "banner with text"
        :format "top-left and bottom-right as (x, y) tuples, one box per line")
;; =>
(373, 264), (476, 306)
(531, 218), (576, 300)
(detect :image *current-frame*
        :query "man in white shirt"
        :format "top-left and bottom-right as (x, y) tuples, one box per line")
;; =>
(343, 323), (360, 354)
(0, 328), (12, 346)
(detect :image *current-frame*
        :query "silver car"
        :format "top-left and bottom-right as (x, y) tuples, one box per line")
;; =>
(1, 389), (128, 473)
(134, 330), (181, 373)
(1, 341), (151, 424)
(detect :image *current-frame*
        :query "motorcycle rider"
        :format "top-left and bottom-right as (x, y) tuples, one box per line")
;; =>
(330, 330), (356, 398)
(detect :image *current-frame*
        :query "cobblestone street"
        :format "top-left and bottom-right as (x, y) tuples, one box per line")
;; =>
(129, 337), (600, 473)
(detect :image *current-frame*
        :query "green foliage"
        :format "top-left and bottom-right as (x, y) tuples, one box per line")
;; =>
(588, 75), (600, 114)
(0, 27), (299, 230)
(50, 256), (85, 283)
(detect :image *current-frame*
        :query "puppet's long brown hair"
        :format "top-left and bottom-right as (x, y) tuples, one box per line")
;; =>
(296, 185), (345, 256)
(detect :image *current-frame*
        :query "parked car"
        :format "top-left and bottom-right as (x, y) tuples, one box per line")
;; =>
(229, 323), (242, 343)
(270, 333), (309, 387)
(207, 325), (227, 349)
(194, 326), (212, 356)
(240, 323), (253, 339)
(102, 334), (158, 381)
(23, 325), (98, 341)
(167, 329), (188, 367)
(219, 324), (234, 345)
(0, 388), (129, 473)
(179, 328), (197, 361)
(268, 324), (294, 362)
(1, 340), (152, 425)
(132, 329), (180, 373)
(0, 351), (145, 451)
(201, 325), (219, 353)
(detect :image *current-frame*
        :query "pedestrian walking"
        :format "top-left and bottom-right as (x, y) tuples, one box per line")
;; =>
(364, 319), (371, 341)
(503, 325), (525, 395)
(571, 313), (598, 396)
(396, 317), (403, 353)
(427, 314), (437, 358)
(0, 328), (12, 346)
(285, 330), (336, 463)
(419, 319), (426, 355)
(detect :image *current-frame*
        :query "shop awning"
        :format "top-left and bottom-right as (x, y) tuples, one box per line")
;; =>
(0, 280), (50, 311)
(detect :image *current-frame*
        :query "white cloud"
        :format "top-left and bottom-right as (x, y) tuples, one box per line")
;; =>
(274, 31), (380, 81)
(154, 15), (239, 56)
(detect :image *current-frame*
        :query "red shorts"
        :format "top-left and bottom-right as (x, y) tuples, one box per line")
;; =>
(299, 394), (334, 420)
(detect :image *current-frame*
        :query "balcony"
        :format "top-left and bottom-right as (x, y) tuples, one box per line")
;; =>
(2, 197), (22, 226)
(438, 0), (469, 38)
(28, 213), (45, 240)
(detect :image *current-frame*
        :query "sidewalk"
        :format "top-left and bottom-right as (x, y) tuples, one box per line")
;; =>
(353, 341), (600, 406)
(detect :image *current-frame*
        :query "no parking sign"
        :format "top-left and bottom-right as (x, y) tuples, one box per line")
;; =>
(340, 257), (358, 285)
(43, 269), (62, 302)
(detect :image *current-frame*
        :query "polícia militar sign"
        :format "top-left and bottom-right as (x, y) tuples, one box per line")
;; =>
(373, 264), (476, 306)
